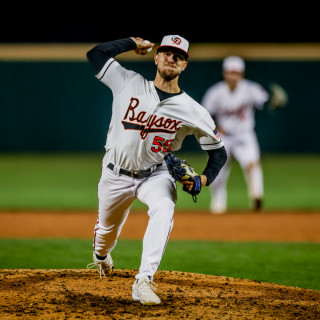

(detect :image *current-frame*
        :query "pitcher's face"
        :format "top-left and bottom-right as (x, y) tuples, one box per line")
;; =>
(155, 50), (188, 81)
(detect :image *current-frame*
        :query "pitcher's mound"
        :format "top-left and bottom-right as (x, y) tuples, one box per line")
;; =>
(1, 269), (319, 319)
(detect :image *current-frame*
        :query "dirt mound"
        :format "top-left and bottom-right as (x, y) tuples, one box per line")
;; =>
(0, 269), (319, 319)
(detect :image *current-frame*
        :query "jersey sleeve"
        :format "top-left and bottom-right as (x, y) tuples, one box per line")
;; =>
(201, 85), (219, 115)
(95, 58), (137, 96)
(194, 108), (224, 150)
(250, 81), (269, 109)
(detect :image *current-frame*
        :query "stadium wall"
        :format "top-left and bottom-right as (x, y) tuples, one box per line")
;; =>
(1, 43), (319, 153)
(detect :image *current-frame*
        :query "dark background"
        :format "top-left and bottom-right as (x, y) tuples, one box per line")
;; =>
(1, 6), (319, 44)
(1, 7), (319, 153)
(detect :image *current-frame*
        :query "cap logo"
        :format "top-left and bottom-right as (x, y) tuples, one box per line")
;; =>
(171, 36), (181, 46)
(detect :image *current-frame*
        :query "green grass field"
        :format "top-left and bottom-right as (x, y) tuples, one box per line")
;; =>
(0, 152), (319, 210)
(0, 238), (319, 291)
(0, 153), (319, 291)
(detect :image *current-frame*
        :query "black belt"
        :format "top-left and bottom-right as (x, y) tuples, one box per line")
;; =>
(107, 163), (162, 179)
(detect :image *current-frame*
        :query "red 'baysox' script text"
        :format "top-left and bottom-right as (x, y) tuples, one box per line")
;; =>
(122, 97), (182, 139)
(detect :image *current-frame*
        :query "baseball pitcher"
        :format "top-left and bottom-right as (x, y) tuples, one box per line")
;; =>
(86, 35), (227, 305)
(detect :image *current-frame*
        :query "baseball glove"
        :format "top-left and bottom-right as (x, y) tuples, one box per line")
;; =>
(164, 152), (202, 202)
(268, 83), (288, 110)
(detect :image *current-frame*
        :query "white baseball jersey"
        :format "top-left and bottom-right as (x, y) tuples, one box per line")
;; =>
(201, 79), (269, 135)
(96, 58), (224, 171)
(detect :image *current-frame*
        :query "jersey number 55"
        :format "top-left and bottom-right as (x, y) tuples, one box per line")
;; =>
(151, 136), (173, 153)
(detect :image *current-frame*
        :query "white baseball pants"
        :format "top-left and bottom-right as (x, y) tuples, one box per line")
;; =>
(210, 131), (263, 212)
(93, 156), (177, 280)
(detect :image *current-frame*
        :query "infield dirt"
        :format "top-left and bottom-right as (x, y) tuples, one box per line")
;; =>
(0, 210), (319, 319)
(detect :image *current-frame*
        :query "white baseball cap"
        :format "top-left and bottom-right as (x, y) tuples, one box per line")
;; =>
(223, 56), (245, 72)
(157, 35), (189, 58)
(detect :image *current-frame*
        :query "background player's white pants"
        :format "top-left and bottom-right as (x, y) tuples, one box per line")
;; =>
(210, 131), (263, 212)
(94, 157), (177, 280)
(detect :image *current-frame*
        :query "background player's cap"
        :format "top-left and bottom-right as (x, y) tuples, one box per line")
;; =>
(223, 56), (245, 72)
(157, 35), (189, 58)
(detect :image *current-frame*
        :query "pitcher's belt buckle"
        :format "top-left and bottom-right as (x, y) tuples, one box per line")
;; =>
(131, 170), (142, 178)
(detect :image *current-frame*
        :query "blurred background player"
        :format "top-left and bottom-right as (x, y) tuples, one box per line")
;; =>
(201, 56), (287, 213)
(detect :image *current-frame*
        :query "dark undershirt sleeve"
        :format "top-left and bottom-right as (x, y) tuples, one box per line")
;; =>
(86, 38), (180, 103)
(202, 146), (227, 186)
(86, 37), (137, 73)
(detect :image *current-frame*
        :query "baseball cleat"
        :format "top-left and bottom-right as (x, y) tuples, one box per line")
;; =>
(210, 200), (226, 214)
(87, 251), (114, 278)
(132, 276), (161, 305)
(253, 198), (263, 211)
